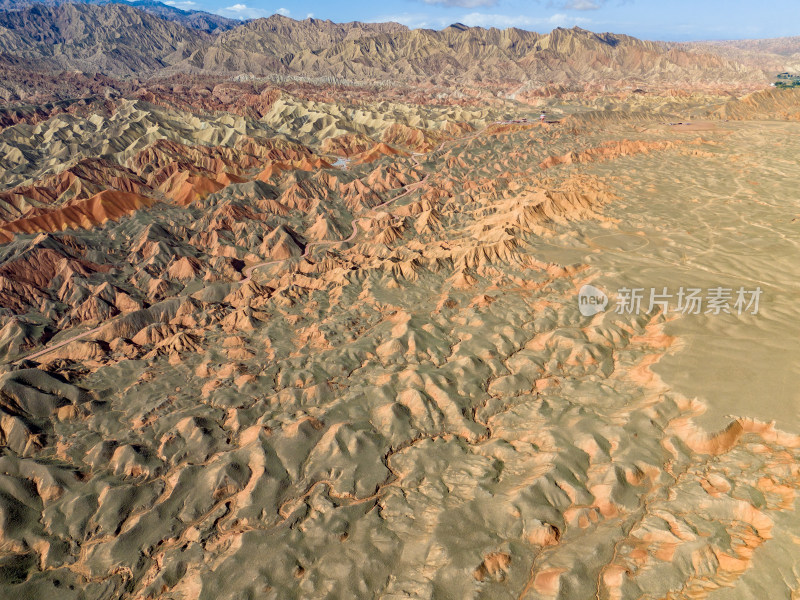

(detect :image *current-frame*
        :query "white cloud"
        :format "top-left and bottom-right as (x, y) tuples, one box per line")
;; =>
(562, 0), (600, 9)
(459, 12), (536, 28)
(216, 3), (271, 18)
(276, 7), (290, 16)
(369, 12), (451, 29)
(305, 12), (314, 18)
(420, 0), (497, 7)
(164, 0), (197, 7)
(547, 13), (568, 25)
(459, 12), (589, 29)
(371, 10), (590, 31)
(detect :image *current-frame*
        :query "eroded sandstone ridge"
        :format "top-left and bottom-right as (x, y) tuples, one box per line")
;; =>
(2, 13), (800, 600)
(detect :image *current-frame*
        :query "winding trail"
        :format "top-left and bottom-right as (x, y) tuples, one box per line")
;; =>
(23, 324), (106, 362)
(239, 218), (362, 285)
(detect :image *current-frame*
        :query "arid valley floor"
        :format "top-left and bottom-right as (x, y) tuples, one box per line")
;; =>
(1, 12), (800, 600)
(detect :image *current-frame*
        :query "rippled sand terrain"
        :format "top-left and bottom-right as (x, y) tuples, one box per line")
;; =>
(1, 85), (800, 599)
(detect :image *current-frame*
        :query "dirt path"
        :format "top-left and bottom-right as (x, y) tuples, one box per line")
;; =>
(21, 324), (106, 362)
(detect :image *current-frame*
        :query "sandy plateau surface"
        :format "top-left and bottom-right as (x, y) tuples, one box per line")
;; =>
(0, 88), (800, 600)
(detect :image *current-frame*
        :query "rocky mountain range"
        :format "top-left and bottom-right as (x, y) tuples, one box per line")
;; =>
(190, 20), (766, 89)
(683, 36), (800, 73)
(0, 3), (204, 77)
(0, 2), (794, 104)
(0, 0), (237, 32)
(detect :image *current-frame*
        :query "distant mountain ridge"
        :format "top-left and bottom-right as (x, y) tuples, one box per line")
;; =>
(0, 0), (237, 32)
(681, 36), (800, 74)
(0, 2), (791, 101)
(0, 3), (204, 77)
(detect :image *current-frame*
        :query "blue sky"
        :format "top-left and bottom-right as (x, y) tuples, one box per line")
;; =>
(164, 0), (800, 41)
